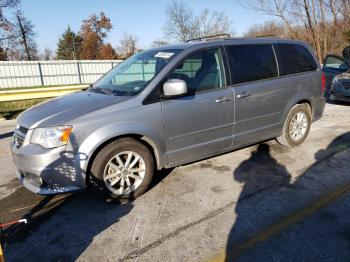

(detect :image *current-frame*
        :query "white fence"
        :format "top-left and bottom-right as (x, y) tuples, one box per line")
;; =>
(0, 60), (122, 88)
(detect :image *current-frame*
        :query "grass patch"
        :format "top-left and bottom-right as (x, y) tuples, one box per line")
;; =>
(0, 98), (49, 114)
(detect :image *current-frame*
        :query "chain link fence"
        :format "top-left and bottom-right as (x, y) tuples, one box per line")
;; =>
(0, 60), (122, 89)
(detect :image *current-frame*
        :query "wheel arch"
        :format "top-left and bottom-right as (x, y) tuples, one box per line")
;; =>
(85, 134), (162, 181)
(281, 92), (314, 126)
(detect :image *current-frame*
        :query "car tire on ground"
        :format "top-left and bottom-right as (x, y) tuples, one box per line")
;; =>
(90, 138), (154, 202)
(276, 103), (312, 147)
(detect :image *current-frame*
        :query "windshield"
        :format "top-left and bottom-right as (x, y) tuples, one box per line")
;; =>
(92, 49), (181, 96)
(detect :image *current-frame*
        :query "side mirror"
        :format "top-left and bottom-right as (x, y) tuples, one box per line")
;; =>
(340, 63), (349, 71)
(163, 79), (187, 98)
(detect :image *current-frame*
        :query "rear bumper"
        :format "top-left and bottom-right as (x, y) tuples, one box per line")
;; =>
(11, 141), (86, 195)
(330, 86), (350, 103)
(330, 93), (350, 103)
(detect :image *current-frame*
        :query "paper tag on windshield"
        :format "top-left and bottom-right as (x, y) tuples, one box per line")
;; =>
(154, 52), (174, 59)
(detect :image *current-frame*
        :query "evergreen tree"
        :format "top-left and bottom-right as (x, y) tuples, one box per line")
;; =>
(56, 27), (82, 60)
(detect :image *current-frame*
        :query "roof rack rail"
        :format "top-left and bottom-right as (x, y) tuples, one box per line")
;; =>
(255, 34), (276, 38)
(185, 33), (231, 43)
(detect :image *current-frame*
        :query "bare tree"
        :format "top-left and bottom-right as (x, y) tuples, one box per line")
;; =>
(40, 48), (53, 60)
(152, 39), (168, 47)
(0, 45), (7, 60)
(241, 0), (298, 38)
(117, 32), (139, 59)
(164, 1), (233, 42)
(241, 0), (350, 61)
(8, 10), (37, 60)
(164, 1), (193, 41)
(191, 9), (233, 39)
(14, 10), (37, 59)
(244, 20), (287, 37)
(0, 0), (19, 40)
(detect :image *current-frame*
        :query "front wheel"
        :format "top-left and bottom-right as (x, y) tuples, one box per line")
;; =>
(90, 138), (154, 201)
(276, 104), (311, 147)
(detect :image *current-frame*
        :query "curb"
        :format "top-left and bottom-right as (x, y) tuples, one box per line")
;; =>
(0, 119), (16, 128)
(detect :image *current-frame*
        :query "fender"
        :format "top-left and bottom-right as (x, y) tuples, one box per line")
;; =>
(280, 90), (314, 129)
(77, 121), (166, 172)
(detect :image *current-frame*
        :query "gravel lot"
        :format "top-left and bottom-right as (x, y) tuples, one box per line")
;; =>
(0, 102), (350, 262)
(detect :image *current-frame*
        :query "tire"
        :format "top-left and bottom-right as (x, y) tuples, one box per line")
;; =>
(276, 104), (312, 147)
(90, 138), (154, 202)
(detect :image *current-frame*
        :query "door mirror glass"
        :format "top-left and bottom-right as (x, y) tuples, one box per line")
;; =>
(324, 55), (347, 71)
(163, 79), (187, 97)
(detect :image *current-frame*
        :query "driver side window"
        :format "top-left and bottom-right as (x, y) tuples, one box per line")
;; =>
(169, 48), (225, 93)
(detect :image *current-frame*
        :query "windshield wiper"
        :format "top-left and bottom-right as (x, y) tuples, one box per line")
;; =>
(111, 89), (136, 96)
(91, 87), (113, 95)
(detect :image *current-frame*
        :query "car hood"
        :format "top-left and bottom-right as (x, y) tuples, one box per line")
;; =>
(17, 91), (132, 128)
(335, 72), (350, 81)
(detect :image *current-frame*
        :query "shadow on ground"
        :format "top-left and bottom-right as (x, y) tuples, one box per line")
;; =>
(1, 168), (174, 262)
(225, 131), (350, 261)
(0, 131), (13, 140)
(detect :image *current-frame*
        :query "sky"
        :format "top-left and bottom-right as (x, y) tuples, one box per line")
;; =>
(16, 0), (273, 52)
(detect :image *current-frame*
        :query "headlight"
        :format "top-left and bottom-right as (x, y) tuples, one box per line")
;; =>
(31, 126), (72, 148)
(331, 78), (340, 88)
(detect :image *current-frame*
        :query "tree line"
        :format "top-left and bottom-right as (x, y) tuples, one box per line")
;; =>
(243, 0), (350, 62)
(0, 0), (349, 62)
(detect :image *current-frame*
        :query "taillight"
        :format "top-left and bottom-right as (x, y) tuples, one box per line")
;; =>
(321, 72), (326, 93)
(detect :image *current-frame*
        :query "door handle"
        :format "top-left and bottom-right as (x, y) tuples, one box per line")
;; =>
(237, 92), (252, 99)
(215, 96), (233, 103)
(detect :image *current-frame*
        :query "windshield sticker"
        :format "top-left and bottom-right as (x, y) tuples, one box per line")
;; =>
(154, 52), (175, 59)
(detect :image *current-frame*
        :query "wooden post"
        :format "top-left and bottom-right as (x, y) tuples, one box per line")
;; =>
(38, 62), (44, 86)
(77, 61), (82, 84)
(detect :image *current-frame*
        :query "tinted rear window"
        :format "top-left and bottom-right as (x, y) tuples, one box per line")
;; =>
(226, 45), (278, 85)
(274, 44), (317, 76)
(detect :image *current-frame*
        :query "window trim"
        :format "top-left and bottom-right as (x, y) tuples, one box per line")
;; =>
(143, 46), (231, 104)
(224, 44), (280, 86)
(174, 47), (227, 93)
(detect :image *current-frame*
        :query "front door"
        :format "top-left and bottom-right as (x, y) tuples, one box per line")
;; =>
(322, 55), (348, 88)
(161, 48), (234, 166)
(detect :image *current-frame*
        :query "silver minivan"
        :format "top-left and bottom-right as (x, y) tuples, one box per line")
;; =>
(11, 38), (326, 200)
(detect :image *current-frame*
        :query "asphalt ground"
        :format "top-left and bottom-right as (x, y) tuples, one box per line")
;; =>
(0, 101), (350, 262)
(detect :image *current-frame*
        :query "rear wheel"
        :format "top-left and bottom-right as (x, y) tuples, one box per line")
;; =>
(90, 138), (154, 201)
(276, 104), (311, 147)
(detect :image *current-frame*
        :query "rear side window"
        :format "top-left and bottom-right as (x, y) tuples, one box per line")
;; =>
(226, 45), (278, 85)
(274, 44), (317, 76)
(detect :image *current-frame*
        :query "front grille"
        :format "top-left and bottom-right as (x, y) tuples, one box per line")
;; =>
(13, 125), (28, 149)
(341, 81), (350, 89)
(13, 133), (24, 148)
(18, 126), (28, 135)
